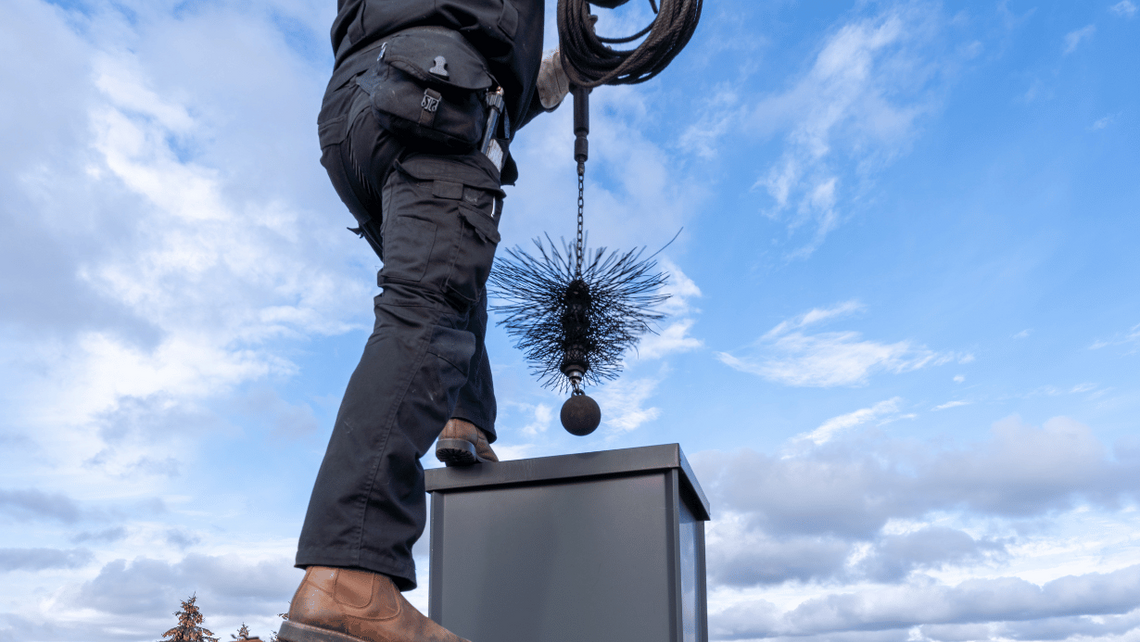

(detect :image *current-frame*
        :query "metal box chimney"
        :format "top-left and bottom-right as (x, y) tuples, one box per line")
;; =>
(426, 443), (710, 642)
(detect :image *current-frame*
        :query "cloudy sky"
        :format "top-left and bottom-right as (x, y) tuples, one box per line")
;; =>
(2, 0), (1139, 640)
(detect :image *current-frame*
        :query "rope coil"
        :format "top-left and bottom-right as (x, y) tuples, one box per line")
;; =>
(557, 0), (703, 88)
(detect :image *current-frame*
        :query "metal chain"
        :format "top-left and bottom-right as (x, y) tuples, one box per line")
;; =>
(576, 168), (585, 277)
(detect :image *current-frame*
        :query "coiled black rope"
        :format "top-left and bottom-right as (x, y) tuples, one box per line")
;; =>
(557, 0), (703, 88)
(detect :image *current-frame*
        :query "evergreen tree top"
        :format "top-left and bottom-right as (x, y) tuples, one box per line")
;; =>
(158, 594), (219, 642)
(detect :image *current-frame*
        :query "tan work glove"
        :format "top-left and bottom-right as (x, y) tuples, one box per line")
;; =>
(536, 49), (571, 109)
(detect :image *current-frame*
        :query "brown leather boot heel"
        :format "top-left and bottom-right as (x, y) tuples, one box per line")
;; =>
(279, 567), (471, 642)
(435, 419), (498, 466)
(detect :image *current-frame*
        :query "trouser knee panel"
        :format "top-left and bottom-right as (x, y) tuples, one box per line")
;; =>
(378, 158), (501, 312)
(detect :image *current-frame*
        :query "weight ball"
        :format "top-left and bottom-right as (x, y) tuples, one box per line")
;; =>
(588, 0), (631, 8)
(561, 394), (601, 436)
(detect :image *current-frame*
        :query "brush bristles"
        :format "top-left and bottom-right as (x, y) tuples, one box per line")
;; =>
(488, 236), (670, 392)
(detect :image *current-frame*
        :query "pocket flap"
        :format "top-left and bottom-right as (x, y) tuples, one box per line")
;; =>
(396, 157), (505, 196)
(458, 203), (501, 245)
(382, 27), (495, 91)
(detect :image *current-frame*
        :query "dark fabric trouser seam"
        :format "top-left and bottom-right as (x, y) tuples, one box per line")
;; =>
(352, 320), (436, 557)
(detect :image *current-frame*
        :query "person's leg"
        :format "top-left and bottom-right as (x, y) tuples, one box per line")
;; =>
(451, 293), (496, 442)
(435, 289), (500, 465)
(321, 77), (499, 459)
(287, 40), (511, 635)
(298, 140), (504, 588)
(287, 118), (501, 642)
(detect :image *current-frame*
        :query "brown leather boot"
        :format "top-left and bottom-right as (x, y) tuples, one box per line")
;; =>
(434, 419), (498, 466)
(279, 567), (471, 642)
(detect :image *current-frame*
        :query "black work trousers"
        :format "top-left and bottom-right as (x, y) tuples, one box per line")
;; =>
(296, 70), (503, 591)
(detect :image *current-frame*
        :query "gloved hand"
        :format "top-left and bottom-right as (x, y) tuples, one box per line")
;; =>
(536, 49), (571, 109)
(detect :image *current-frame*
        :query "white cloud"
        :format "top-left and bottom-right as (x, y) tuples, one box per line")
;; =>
(765, 300), (865, 338)
(743, 4), (950, 256)
(711, 566), (1140, 640)
(657, 258), (703, 317)
(0, 547), (300, 642)
(636, 318), (703, 361)
(799, 397), (903, 445)
(0, 548), (94, 572)
(718, 302), (967, 387)
(705, 512), (852, 586)
(1023, 383), (1103, 398)
(519, 403), (555, 436)
(228, 386), (321, 439)
(691, 416), (1138, 548)
(727, 332), (920, 387)
(855, 526), (1007, 582)
(0, 3), (366, 629)
(0, 488), (84, 523)
(676, 3), (966, 256)
(1091, 113), (1118, 130)
(677, 85), (747, 160)
(0, 0), (378, 499)
(1091, 323), (1140, 351)
(1064, 25), (1097, 55)
(933, 400), (970, 411)
(692, 415), (1140, 639)
(94, 56), (195, 134)
(1110, 1), (1138, 18)
(631, 259), (704, 361)
(715, 520), (1012, 602)
(483, 441), (541, 463)
(923, 416), (1114, 515)
(595, 375), (661, 434)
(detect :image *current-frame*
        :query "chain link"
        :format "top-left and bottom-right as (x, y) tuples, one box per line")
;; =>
(576, 168), (585, 277)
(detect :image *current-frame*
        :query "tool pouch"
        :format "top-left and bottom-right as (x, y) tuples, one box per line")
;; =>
(357, 26), (496, 152)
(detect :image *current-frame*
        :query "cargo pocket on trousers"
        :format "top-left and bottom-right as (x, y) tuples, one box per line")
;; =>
(444, 202), (501, 306)
(379, 215), (437, 284)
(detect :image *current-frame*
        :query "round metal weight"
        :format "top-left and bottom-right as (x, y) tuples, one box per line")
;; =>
(588, 0), (631, 7)
(560, 394), (601, 436)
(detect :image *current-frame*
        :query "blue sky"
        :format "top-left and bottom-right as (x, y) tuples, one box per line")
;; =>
(1, 0), (1139, 640)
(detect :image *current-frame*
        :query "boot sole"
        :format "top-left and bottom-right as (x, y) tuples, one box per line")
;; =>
(277, 621), (365, 642)
(435, 438), (482, 466)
